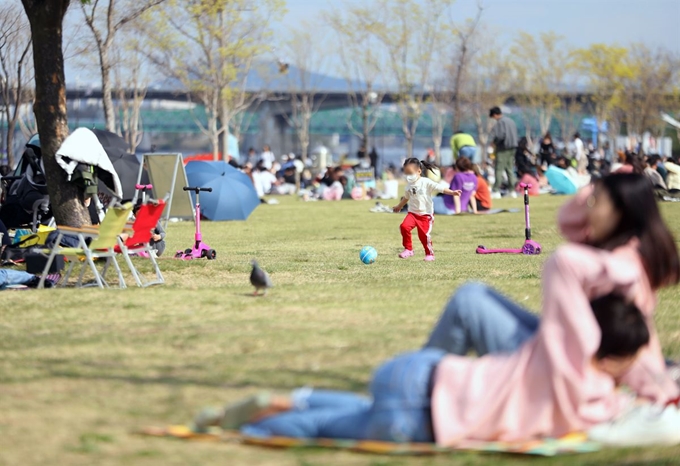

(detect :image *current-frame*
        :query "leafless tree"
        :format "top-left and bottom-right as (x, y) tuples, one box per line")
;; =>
(278, 25), (329, 162)
(0, 2), (32, 166)
(510, 32), (570, 144)
(447, 0), (484, 133)
(370, 0), (455, 158)
(145, 0), (281, 160)
(79, 0), (166, 133)
(427, 81), (452, 163)
(326, 5), (385, 150)
(112, 27), (149, 152)
(619, 45), (680, 137)
(460, 32), (513, 159)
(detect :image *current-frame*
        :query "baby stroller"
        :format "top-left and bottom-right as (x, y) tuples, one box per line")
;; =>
(0, 137), (51, 231)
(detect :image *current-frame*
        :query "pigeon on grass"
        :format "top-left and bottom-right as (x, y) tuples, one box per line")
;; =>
(250, 260), (273, 296)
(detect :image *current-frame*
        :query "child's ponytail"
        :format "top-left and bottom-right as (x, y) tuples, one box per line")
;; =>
(403, 157), (439, 175)
(420, 159), (438, 175)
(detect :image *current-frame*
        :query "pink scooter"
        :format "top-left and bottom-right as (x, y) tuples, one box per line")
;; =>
(476, 183), (542, 255)
(174, 186), (217, 260)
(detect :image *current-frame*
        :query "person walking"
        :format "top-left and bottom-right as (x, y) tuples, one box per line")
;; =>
(488, 107), (518, 197)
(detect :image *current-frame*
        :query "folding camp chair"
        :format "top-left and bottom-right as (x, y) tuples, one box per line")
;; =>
(37, 203), (134, 289)
(114, 200), (166, 287)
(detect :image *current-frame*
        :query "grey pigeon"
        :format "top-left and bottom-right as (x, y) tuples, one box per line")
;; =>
(250, 260), (273, 296)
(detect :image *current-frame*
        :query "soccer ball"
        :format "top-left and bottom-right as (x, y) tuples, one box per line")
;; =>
(360, 246), (378, 264)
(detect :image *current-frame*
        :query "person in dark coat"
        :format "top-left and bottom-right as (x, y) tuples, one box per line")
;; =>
(538, 132), (557, 167)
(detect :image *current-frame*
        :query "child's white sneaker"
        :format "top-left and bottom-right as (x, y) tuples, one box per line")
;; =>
(588, 404), (680, 446)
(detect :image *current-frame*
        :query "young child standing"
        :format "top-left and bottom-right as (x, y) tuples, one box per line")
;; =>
(392, 158), (461, 261)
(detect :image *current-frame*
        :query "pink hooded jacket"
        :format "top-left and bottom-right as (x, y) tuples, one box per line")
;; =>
(431, 186), (679, 445)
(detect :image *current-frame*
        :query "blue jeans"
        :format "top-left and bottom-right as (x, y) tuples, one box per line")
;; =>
(424, 282), (539, 355)
(0, 268), (35, 289)
(241, 349), (445, 442)
(458, 146), (477, 161)
(432, 196), (456, 215)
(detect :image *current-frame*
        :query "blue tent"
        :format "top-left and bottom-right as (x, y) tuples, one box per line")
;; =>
(185, 161), (259, 221)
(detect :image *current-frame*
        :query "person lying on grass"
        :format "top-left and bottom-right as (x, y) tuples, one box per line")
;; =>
(194, 288), (651, 444)
(0, 268), (57, 289)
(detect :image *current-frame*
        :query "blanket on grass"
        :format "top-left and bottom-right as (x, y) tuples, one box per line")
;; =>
(138, 425), (599, 457)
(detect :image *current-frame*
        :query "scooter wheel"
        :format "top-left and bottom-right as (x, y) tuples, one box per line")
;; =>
(206, 249), (217, 260)
(174, 251), (183, 258)
(185, 248), (193, 255)
(200, 249), (207, 258)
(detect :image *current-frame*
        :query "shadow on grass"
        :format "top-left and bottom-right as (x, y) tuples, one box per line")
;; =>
(20, 359), (368, 393)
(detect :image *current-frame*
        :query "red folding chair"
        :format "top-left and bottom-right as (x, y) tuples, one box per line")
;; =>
(115, 200), (166, 287)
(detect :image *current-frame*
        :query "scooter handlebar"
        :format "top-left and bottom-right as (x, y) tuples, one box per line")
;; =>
(183, 186), (213, 193)
(136, 184), (153, 190)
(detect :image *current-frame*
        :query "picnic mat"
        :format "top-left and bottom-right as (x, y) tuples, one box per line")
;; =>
(138, 425), (600, 457)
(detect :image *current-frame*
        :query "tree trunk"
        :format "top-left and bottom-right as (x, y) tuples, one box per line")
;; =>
(405, 136), (414, 159)
(362, 101), (369, 150)
(5, 110), (14, 167)
(211, 133), (219, 161)
(21, 0), (91, 227)
(100, 44), (117, 133)
(0, 116), (6, 163)
(218, 103), (231, 163)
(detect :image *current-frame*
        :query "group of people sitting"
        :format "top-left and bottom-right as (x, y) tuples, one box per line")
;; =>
(194, 173), (680, 447)
(432, 157), (492, 215)
(240, 145), (392, 203)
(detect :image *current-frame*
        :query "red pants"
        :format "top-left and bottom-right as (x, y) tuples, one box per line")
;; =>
(400, 212), (434, 255)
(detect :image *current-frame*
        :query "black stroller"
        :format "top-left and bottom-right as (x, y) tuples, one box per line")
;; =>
(0, 135), (51, 231)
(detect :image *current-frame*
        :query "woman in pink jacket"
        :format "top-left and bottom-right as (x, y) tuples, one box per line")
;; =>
(199, 174), (680, 444)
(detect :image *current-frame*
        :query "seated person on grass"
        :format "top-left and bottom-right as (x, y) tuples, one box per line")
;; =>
(433, 157), (478, 215)
(195, 286), (655, 444)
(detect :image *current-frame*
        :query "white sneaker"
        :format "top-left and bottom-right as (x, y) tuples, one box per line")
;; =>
(491, 192), (502, 199)
(510, 191), (518, 199)
(667, 362), (680, 387)
(588, 404), (680, 446)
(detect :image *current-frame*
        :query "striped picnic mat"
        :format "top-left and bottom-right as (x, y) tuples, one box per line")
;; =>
(138, 425), (600, 457)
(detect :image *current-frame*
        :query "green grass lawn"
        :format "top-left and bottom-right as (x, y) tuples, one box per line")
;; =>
(1, 194), (680, 465)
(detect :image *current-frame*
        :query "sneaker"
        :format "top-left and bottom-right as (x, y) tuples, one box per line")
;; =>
(510, 191), (518, 198)
(26, 276), (54, 288)
(588, 404), (680, 446)
(193, 392), (273, 433)
(424, 255), (435, 262)
(491, 191), (502, 199)
(399, 250), (414, 259)
(191, 406), (223, 433)
(668, 362), (680, 387)
(219, 392), (272, 430)
(370, 202), (383, 213)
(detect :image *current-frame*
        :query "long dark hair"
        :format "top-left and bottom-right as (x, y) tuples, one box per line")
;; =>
(593, 174), (680, 289)
(591, 293), (650, 359)
(403, 157), (437, 175)
(623, 151), (644, 174)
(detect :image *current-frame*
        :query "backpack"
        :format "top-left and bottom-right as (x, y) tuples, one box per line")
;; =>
(70, 163), (98, 196)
